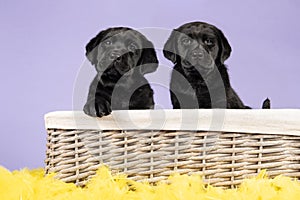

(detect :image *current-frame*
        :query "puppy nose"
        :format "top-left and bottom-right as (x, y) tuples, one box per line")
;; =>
(191, 49), (204, 59)
(109, 52), (122, 61)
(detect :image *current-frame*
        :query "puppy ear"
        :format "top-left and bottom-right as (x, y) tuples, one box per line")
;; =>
(163, 30), (179, 64)
(217, 29), (232, 64)
(137, 40), (159, 74)
(85, 30), (108, 66)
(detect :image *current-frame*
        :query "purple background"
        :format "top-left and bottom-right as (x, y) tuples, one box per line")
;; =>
(0, 0), (299, 170)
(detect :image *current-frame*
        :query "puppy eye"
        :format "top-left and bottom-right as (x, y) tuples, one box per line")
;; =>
(128, 43), (138, 52)
(103, 40), (112, 46)
(181, 38), (192, 46)
(204, 38), (214, 46)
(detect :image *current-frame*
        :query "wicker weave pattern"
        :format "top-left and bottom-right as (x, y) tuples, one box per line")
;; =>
(45, 128), (300, 187)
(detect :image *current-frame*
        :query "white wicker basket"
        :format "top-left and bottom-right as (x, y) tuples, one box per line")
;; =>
(44, 109), (300, 188)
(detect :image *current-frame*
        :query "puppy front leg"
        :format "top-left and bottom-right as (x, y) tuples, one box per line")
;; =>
(84, 77), (112, 117)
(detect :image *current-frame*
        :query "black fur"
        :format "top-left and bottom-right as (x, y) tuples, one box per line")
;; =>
(163, 22), (249, 109)
(262, 98), (270, 109)
(84, 27), (158, 117)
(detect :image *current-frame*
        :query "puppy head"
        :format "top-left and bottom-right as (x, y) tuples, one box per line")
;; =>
(86, 27), (158, 77)
(163, 22), (231, 76)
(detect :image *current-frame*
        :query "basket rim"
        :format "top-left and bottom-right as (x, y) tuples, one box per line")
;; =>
(44, 109), (300, 136)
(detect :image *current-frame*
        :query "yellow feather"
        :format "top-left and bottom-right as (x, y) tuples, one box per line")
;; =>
(1, 165), (300, 200)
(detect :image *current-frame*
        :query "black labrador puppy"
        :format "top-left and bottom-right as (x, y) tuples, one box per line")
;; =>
(84, 27), (158, 117)
(164, 21), (250, 109)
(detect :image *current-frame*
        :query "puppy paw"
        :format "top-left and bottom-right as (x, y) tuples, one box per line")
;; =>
(83, 99), (112, 117)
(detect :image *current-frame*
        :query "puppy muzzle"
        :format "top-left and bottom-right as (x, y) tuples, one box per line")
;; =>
(183, 47), (214, 74)
(110, 52), (135, 75)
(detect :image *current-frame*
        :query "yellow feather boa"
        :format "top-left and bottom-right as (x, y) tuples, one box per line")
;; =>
(1, 166), (300, 200)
